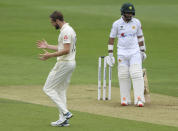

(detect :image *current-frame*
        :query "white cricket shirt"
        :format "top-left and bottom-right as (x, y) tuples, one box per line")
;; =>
(110, 17), (143, 55)
(57, 23), (76, 61)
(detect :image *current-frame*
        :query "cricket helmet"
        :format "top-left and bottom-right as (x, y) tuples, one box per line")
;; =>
(120, 3), (135, 16)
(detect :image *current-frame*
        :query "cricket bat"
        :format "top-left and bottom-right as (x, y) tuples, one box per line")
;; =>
(143, 68), (151, 103)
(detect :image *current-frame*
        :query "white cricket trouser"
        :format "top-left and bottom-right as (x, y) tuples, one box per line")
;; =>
(118, 52), (145, 104)
(43, 60), (76, 119)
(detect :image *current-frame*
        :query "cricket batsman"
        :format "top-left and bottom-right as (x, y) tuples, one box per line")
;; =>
(106, 3), (147, 107)
(36, 11), (76, 126)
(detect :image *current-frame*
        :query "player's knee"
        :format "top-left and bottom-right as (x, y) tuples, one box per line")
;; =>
(118, 66), (130, 79)
(130, 64), (143, 79)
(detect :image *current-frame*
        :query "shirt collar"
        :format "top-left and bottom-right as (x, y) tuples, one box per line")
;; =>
(121, 16), (133, 23)
(60, 23), (69, 31)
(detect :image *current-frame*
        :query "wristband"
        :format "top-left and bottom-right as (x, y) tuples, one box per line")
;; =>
(140, 46), (146, 51)
(108, 45), (114, 51)
(109, 52), (113, 57)
(138, 37), (144, 42)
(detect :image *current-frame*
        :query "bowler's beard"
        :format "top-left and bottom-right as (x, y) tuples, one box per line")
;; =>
(55, 24), (60, 30)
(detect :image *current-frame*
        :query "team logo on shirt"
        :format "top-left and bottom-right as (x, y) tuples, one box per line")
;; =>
(132, 26), (136, 29)
(121, 33), (125, 37)
(120, 25), (124, 30)
(64, 35), (68, 40)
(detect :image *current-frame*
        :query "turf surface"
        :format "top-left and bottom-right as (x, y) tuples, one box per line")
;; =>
(0, 98), (177, 131)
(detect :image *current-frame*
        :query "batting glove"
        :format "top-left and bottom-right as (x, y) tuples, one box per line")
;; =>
(105, 54), (115, 67)
(140, 51), (147, 61)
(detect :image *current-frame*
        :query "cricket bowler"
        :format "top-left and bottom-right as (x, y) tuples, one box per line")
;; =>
(106, 3), (147, 107)
(36, 11), (76, 126)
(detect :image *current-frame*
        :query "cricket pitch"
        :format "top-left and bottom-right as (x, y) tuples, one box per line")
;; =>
(0, 85), (178, 127)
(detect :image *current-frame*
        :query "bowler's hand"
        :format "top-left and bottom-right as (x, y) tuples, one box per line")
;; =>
(39, 49), (51, 61)
(37, 40), (48, 49)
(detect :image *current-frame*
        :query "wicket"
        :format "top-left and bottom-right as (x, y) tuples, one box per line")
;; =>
(98, 56), (112, 100)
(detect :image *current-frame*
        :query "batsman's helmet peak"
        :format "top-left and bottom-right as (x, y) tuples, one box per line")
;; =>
(120, 3), (135, 16)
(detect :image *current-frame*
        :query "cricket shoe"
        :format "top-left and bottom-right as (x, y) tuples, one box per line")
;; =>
(136, 100), (144, 107)
(121, 101), (128, 106)
(64, 112), (73, 120)
(51, 120), (70, 127)
(136, 96), (144, 107)
(121, 97), (128, 106)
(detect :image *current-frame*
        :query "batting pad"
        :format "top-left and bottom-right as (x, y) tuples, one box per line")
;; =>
(129, 64), (145, 104)
(118, 65), (131, 104)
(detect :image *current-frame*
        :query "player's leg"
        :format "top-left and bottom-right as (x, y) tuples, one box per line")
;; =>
(43, 63), (68, 114)
(43, 66), (69, 126)
(56, 87), (67, 125)
(57, 72), (74, 120)
(118, 55), (131, 106)
(129, 52), (145, 106)
(43, 61), (75, 117)
(51, 88), (70, 127)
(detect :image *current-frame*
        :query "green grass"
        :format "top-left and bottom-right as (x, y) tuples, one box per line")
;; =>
(0, 1), (178, 130)
(0, 0), (178, 97)
(0, 98), (177, 131)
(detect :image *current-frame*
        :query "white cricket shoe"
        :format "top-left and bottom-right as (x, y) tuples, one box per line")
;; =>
(136, 100), (144, 107)
(121, 97), (128, 106)
(64, 112), (73, 120)
(51, 120), (70, 127)
(121, 101), (128, 106)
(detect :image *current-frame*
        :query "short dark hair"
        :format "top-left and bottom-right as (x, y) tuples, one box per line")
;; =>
(50, 11), (64, 22)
